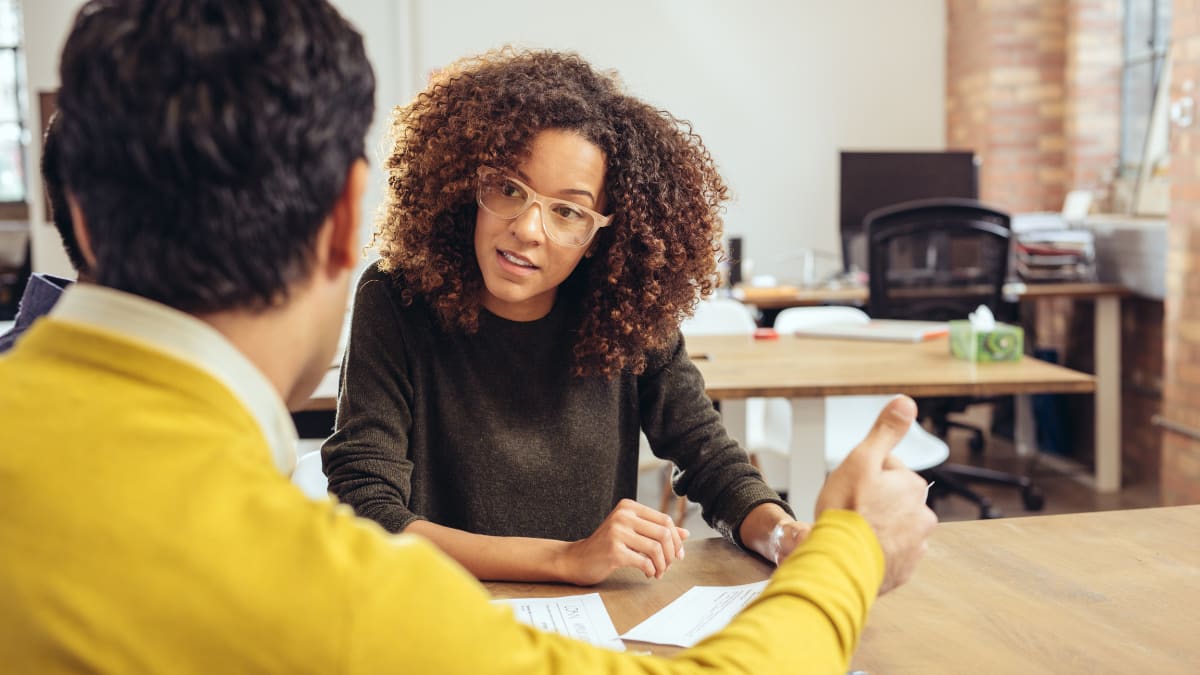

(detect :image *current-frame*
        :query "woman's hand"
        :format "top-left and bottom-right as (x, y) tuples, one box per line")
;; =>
(557, 499), (689, 585)
(739, 502), (812, 565)
(768, 520), (813, 564)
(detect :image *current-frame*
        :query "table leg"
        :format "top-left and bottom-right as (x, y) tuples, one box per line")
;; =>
(788, 397), (827, 522)
(1015, 393), (1037, 457)
(1095, 296), (1121, 492)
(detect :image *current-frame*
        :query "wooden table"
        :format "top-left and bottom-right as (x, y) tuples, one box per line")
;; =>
(485, 537), (770, 658)
(738, 281), (1131, 494)
(736, 281), (1130, 311)
(853, 505), (1200, 673)
(305, 333), (1093, 519)
(486, 506), (1200, 672)
(687, 334), (1094, 518)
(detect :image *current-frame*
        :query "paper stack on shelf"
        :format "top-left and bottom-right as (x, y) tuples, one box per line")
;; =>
(1014, 229), (1096, 283)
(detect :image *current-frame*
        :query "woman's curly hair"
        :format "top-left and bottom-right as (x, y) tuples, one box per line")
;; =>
(374, 48), (729, 377)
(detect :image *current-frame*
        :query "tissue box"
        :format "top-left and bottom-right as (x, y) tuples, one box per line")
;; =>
(948, 321), (1024, 362)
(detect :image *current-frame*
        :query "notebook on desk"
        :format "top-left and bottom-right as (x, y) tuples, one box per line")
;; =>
(793, 320), (949, 343)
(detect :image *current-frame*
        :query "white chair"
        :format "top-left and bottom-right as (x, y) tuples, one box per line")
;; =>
(291, 441), (329, 499)
(678, 297), (758, 335)
(678, 297), (787, 484)
(770, 307), (949, 473)
(641, 298), (773, 522)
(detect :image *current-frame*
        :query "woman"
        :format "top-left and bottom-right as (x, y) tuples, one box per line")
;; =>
(323, 49), (808, 584)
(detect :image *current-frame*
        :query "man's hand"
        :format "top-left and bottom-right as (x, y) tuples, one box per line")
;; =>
(557, 499), (689, 585)
(815, 395), (938, 594)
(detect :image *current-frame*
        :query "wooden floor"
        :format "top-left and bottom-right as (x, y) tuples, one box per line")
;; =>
(916, 427), (1161, 523)
(642, 406), (1161, 537)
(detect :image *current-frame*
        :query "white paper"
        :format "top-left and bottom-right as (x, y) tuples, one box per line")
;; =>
(621, 580), (768, 648)
(493, 593), (625, 652)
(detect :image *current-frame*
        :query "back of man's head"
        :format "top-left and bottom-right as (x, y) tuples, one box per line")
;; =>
(40, 113), (88, 276)
(55, 0), (375, 314)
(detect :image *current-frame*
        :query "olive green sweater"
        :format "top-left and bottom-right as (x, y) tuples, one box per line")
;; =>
(323, 263), (790, 546)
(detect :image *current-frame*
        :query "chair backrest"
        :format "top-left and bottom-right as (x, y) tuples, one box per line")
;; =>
(680, 297), (757, 336)
(770, 306), (949, 473)
(824, 396), (950, 472)
(865, 198), (1011, 321)
(773, 306), (870, 333)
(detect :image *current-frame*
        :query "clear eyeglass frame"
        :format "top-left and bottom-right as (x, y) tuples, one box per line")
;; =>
(476, 166), (612, 247)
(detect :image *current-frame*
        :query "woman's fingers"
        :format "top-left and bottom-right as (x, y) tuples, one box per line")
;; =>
(616, 499), (684, 558)
(579, 499), (692, 581)
(616, 544), (658, 578)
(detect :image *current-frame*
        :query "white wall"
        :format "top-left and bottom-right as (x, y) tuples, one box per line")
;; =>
(400, 0), (947, 281)
(22, 0), (83, 276)
(22, 0), (946, 282)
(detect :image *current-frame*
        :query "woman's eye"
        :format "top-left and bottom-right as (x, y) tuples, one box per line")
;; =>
(500, 180), (524, 199)
(553, 204), (586, 221)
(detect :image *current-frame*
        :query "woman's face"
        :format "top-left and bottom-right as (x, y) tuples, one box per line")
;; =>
(474, 129), (607, 322)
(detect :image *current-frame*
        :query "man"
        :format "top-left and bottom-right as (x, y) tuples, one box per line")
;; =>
(0, 1), (935, 672)
(0, 113), (89, 353)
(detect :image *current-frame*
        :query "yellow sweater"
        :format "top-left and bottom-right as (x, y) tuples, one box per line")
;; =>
(0, 317), (884, 674)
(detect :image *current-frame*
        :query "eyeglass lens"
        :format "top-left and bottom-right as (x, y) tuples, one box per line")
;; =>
(479, 173), (597, 246)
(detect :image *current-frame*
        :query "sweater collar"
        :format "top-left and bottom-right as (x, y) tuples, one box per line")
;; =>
(49, 284), (298, 476)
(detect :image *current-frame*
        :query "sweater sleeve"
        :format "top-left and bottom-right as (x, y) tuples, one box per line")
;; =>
(344, 510), (884, 674)
(638, 332), (793, 547)
(321, 265), (424, 534)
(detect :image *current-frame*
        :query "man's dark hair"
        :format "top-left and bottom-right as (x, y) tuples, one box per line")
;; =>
(40, 112), (88, 275)
(55, 0), (375, 313)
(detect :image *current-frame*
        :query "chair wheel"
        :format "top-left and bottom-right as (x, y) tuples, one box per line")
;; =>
(980, 504), (1002, 519)
(1021, 486), (1045, 511)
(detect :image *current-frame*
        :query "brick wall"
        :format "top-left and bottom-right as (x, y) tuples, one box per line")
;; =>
(1020, 294), (1164, 483)
(947, 0), (1069, 212)
(1162, 0), (1200, 504)
(948, 0), (1163, 487)
(1065, 0), (1123, 208)
(1123, 298), (1165, 483)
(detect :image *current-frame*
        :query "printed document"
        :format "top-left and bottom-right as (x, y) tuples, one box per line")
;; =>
(621, 580), (768, 647)
(493, 593), (625, 651)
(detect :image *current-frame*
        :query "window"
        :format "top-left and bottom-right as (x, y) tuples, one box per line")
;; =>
(1120, 0), (1172, 177)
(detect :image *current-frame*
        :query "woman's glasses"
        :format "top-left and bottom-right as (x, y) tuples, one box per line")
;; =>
(476, 166), (612, 247)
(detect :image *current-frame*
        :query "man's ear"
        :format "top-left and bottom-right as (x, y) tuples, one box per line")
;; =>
(66, 193), (98, 271)
(324, 158), (369, 272)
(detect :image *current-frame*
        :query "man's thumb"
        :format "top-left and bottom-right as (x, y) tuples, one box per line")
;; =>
(847, 395), (918, 470)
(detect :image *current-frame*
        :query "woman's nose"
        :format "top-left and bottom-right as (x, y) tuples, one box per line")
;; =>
(509, 201), (545, 244)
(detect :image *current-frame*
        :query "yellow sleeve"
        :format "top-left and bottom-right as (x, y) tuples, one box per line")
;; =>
(343, 509), (883, 675)
(667, 509), (885, 673)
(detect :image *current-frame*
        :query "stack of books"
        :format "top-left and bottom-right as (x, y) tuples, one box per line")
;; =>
(1013, 229), (1097, 283)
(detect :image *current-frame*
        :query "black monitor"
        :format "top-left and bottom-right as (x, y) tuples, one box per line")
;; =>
(839, 150), (979, 271)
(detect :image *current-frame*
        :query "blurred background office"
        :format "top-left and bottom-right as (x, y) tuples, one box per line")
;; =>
(5, 1), (1199, 511)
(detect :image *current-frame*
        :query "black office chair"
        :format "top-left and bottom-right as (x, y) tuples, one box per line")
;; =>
(865, 198), (1044, 518)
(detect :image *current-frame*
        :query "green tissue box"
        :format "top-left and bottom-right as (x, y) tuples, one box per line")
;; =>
(948, 321), (1024, 362)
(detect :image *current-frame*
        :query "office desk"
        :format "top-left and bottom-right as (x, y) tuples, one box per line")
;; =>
(486, 506), (1200, 671)
(739, 281), (1130, 494)
(304, 335), (1094, 518)
(853, 505), (1200, 673)
(736, 281), (1129, 310)
(687, 334), (1093, 518)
